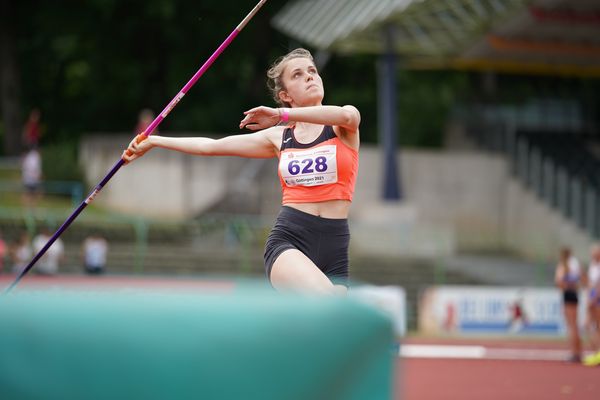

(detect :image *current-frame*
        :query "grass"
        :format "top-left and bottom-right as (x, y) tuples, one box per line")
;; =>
(0, 185), (197, 239)
(0, 168), (19, 180)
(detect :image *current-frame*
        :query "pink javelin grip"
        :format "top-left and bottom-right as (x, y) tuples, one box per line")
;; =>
(5, 0), (269, 293)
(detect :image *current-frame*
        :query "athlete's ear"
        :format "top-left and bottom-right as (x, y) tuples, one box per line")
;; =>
(278, 90), (292, 105)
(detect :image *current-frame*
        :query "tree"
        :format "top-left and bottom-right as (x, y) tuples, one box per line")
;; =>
(0, 0), (22, 155)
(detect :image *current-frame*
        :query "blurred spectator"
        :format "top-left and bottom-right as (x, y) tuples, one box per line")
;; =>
(22, 108), (42, 148)
(442, 302), (456, 332)
(0, 231), (6, 273)
(135, 108), (157, 135)
(32, 226), (64, 276)
(82, 233), (108, 275)
(21, 146), (43, 208)
(583, 244), (600, 366)
(554, 247), (582, 363)
(10, 231), (32, 274)
(508, 293), (528, 333)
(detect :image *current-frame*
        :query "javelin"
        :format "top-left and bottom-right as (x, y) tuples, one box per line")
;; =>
(4, 0), (269, 293)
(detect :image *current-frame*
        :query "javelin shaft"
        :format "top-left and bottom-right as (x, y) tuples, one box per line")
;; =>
(144, 0), (268, 136)
(4, 0), (269, 293)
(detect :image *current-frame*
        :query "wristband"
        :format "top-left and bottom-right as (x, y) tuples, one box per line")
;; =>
(280, 108), (290, 123)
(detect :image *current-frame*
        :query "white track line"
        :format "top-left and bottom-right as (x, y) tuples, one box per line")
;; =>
(401, 345), (486, 359)
(400, 344), (573, 361)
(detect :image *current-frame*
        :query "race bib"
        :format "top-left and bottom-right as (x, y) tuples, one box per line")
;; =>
(279, 145), (338, 187)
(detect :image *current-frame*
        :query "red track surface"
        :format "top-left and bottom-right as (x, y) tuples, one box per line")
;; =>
(399, 338), (599, 400)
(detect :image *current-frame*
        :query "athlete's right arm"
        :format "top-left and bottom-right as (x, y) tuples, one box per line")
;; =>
(122, 127), (280, 163)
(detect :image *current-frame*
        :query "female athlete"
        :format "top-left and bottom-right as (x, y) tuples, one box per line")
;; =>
(554, 247), (582, 362)
(123, 48), (360, 295)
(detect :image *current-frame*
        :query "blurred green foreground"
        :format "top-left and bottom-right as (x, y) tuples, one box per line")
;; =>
(0, 284), (394, 400)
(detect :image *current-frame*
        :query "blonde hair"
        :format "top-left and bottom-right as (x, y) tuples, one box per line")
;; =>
(267, 48), (315, 107)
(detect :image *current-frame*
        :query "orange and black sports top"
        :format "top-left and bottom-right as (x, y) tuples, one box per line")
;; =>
(277, 125), (359, 204)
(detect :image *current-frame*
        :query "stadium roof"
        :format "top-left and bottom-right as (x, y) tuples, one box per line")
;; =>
(273, 0), (600, 77)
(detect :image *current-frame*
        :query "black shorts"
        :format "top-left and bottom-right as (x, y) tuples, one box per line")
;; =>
(264, 206), (350, 284)
(24, 182), (40, 194)
(563, 290), (578, 305)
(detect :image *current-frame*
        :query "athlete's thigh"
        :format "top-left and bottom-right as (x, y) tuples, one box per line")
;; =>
(564, 305), (578, 325)
(270, 248), (336, 295)
(334, 284), (348, 295)
(594, 305), (600, 322)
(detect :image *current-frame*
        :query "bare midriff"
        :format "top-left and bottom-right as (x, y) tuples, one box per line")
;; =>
(284, 199), (351, 219)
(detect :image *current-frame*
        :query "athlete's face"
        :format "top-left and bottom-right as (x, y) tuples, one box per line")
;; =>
(278, 57), (324, 107)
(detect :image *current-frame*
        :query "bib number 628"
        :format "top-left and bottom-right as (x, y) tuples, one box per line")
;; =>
(288, 156), (328, 175)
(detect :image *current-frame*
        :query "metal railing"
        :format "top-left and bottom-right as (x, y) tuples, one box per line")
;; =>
(459, 102), (600, 239)
(0, 180), (84, 208)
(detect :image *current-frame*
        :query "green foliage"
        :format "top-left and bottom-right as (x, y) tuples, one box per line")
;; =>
(11, 0), (596, 155)
(0, 121), (4, 155)
(7, 0), (471, 151)
(398, 70), (469, 147)
(13, 0), (289, 140)
(40, 142), (83, 182)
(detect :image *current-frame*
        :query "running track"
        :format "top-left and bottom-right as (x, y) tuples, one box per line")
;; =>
(399, 337), (599, 400)
(2, 275), (598, 399)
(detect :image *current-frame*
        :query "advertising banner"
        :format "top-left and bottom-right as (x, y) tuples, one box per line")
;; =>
(351, 285), (407, 336)
(419, 286), (586, 336)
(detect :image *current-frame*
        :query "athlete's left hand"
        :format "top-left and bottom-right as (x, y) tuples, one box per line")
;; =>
(240, 106), (281, 130)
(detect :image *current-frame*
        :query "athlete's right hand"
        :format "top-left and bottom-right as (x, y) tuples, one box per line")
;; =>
(240, 106), (281, 130)
(122, 133), (153, 163)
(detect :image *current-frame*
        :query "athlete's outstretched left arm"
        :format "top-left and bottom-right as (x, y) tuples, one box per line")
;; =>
(240, 105), (360, 135)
